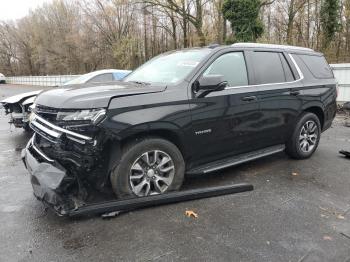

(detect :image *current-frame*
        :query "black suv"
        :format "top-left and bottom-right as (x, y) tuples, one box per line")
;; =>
(22, 43), (337, 211)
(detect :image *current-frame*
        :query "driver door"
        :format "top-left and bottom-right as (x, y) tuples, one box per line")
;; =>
(188, 51), (262, 167)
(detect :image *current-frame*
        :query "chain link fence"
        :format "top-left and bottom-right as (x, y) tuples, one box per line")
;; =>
(6, 75), (81, 87)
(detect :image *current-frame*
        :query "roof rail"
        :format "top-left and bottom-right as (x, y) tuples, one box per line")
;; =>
(231, 43), (314, 52)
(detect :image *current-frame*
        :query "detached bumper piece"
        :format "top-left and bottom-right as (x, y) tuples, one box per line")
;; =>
(340, 150), (350, 158)
(69, 183), (254, 217)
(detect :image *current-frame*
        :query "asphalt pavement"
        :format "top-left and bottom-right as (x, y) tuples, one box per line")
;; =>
(0, 84), (349, 262)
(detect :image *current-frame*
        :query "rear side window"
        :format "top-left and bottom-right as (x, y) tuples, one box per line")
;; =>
(252, 52), (287, 84)
(297, 54), (333, 79)
(203, 52), (248, 87)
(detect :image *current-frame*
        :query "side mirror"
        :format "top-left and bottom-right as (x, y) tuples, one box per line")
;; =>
(197, 75), (227, 92)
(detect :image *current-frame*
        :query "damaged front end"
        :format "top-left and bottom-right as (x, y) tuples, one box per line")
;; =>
(1, 91), (41, 130)
(2, 101), (31, 129)
(22, 105), (111, 215)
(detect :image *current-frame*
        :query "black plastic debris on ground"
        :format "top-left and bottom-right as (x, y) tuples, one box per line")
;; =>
(68, 183), (254, 217)
(339, 150), (350, 158)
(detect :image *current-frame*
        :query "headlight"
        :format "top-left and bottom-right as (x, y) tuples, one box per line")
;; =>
(56, 109), (106, 124)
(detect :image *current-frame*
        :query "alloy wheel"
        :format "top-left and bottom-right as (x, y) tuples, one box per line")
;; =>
(129, 150), (175, 197)
(299, 120), (319, 153)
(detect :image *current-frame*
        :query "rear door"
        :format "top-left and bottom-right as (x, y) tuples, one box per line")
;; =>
(249, 51), (303, 147)
(188, 50), (263, 167)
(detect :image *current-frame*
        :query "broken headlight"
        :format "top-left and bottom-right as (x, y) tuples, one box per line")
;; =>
(56, 109), (106, 124)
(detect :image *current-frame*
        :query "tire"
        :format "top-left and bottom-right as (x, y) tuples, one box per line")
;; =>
(285, 112), (321, 159)
(110, 138), (185, 198)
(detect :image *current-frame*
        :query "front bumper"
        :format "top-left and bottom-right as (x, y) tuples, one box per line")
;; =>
(22, 112), (110, 214)
(21, 137), (73, 213)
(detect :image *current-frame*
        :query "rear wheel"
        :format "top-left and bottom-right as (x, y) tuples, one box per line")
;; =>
(110, 138), (185, 198)
(285, 112), (321, 159)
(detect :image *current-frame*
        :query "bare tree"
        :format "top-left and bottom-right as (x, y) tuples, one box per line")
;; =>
(0, 0), (349, 76)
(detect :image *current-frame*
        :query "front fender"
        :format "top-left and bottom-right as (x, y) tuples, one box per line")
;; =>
(101, 85), (191, 155)
(101, 108), (189, 141)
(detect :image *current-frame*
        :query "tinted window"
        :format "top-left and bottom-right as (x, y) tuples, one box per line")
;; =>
(280, 54), (295, 81)
(297, 54), (333, 79)
(88, 73), (113, 83)
(203, 52), (248, 87)
(252, 52), (286, 84)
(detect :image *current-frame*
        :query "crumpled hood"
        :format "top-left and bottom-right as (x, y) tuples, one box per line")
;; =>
(34, 82), (166, 109)
(1, 90), (42, 105)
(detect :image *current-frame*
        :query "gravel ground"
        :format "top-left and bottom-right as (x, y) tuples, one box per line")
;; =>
(0, 84), (349, 262)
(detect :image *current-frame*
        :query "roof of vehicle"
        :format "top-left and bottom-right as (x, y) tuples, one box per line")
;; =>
(199, 43), (320, 55)
(231, 43), (314, 52)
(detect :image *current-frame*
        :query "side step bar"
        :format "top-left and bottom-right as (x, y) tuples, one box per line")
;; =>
(187, 144), (285, 175)
(68, 183), (254, 217)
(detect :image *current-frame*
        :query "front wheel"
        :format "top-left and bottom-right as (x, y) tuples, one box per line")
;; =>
(110, 138), (185, 198)
(285, 112), (321, 159)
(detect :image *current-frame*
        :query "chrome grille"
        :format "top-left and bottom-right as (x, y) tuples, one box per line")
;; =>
(30, 113), (92, 143)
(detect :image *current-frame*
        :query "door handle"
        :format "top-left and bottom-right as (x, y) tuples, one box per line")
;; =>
(242, 96), (257, 102)
(289, 90), (300, 96)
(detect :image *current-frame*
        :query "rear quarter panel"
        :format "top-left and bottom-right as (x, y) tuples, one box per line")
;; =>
(292, 54), (337, 131)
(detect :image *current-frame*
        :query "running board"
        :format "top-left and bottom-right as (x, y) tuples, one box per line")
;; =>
(68, 183), (253, 217)
(187, 144), (285, 175)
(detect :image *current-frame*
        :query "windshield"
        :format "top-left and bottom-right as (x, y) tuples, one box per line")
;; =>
(124, 49), (211, 85)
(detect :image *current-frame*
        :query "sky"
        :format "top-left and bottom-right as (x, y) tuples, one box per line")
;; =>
(0, 0), (50, 21)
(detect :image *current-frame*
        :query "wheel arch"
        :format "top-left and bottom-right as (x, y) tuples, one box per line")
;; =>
(119, 129), (186, 157)
(303, 106), (325, 129)
(106, 126), (187, 172)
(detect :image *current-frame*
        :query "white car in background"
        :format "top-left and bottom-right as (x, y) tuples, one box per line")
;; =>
(0, 69), (132, 131)
(0, 73), (5, 83)
(1, 90), (42, 131)
(63, 69), (131, 85)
